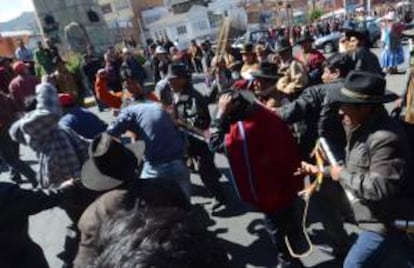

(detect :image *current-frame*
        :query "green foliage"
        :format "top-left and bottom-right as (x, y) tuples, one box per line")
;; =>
(134, 54), (146, 65)
(65, 52), (82, 74)
(309, 9), (324, 22)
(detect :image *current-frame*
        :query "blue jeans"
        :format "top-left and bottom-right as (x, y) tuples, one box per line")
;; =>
(344, 230), (414, 268)
(140, 159), (191, 199)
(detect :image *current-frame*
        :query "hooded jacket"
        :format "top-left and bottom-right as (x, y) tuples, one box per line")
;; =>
(10, 83), (89, 188)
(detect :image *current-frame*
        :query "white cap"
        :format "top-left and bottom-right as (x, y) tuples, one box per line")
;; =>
(122, 47), (131, 54)
(155, 46), (167, 54)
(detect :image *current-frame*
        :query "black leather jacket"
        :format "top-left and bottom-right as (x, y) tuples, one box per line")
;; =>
(174, 84), (211, 130)
(279, 80), (346, 160)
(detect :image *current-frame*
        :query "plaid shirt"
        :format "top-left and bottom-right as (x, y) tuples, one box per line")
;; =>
(10, 83), (90, 188)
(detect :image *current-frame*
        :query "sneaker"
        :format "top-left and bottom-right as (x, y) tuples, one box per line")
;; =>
(211, 200), (226, 212)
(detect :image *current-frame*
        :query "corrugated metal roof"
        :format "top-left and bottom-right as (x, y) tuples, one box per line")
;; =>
(0, 30), (34, 37)
(147, 5), (207, 28)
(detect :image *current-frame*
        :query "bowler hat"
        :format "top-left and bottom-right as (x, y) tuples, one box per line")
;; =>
(251, 62), (281, 80)
(81, 133), (145, 191)
(342, 21), (368, 40)
(240, 43), (255, 54)
(274, 38), (292, 53)
(165, 63), (189, 80)
(297, 34), (314, 44)
(328, 71), (398, 104)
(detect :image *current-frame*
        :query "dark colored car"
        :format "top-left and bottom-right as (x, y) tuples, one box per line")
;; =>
(314, 18), (382, 53)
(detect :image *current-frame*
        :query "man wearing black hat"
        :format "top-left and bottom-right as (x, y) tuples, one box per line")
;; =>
(250, 62), (284, 111)
(296, 34), (326, 86)
(240, 43), (260, 80)
(74, 133), (190, 268)
(275, 38), (308, 98)
(298, 71), (413, 267)
(342, 23), (383, 76)
(166, 63), (227, 210)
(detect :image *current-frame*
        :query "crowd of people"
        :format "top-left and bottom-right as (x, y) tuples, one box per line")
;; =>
(0, 11), (414, 268)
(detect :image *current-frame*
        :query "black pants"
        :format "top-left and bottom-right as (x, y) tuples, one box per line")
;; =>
(264, 201), (304, 267)
(0, 128), (37, 187)
(59, 186), (100, 268)
(192, 57), (203, 73)
(311, 179), (354, 253)
(187, 137), (226, 202)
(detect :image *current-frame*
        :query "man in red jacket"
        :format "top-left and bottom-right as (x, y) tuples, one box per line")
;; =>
(210, 90), (305, 267)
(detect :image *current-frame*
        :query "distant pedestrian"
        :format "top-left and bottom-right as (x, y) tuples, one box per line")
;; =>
(380, 12), (404, 74)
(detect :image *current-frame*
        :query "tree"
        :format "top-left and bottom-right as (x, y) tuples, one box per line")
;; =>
(309, 9), (324, 22)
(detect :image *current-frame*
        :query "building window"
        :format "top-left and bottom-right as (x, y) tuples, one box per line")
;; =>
(115, 0), (129, 10)
(208, 13), (222, 28)
(87, 10), (100, 22)
(101, 4), (113, 14)
(176, 25), (187, 35)
(44, 14), (56, 25)
(193, 21), (208, 31)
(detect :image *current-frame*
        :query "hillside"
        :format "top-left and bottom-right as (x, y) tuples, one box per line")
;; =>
(0, 12), (39, 33)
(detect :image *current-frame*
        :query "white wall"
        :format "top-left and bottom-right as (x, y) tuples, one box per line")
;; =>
(141, 6), (169, 27)
(148, 5), (215, 43)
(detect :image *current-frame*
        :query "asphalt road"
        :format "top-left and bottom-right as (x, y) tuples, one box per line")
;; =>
(0, 47), (410, 268)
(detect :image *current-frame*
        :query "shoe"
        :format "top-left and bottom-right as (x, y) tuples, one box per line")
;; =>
(30, 180), (39, 189)
(10, 175), (24, 184)
(211, 200), (226, 212)
(317, 244), (347, 258)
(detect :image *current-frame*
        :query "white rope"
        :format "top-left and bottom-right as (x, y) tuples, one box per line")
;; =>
(284, 194), (314, 258)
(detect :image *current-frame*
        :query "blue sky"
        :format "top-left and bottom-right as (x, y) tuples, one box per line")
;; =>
(0, 0), (35, 22)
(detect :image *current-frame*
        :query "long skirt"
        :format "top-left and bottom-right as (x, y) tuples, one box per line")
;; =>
(380, 46), (404, 68)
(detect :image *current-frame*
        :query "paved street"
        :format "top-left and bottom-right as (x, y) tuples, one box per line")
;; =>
(0, 47), (410, 268)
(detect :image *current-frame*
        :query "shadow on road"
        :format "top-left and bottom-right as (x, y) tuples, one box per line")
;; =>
(218, 219), (278, 267)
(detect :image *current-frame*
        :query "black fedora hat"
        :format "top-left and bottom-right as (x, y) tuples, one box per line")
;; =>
(342, 20), (357, 32)
(251, 62), (281, 80)
(328, 71), (398, 104)
(240, 43), (255, 54)
(297, 34), (314, 44)
(81, 133), (145, 191)
(274, 38), (292, 53)
(165, 63), (190, 80)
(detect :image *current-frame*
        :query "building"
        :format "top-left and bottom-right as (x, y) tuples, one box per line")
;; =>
(98, 0), (165, 44)
(147, 5), (215, 44)
(32, 0), (113, 53)
(146, 0), (246, 45)
(0, 30), (42, 58)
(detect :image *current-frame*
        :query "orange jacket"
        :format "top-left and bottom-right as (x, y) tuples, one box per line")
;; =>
(95, 76), (158, 109)
(95, 76), (123, 109)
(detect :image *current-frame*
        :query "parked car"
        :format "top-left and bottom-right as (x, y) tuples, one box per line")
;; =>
(314, 18), (382, 53)
(313, 31), (342, 53)
(232, 29), (272, 49)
